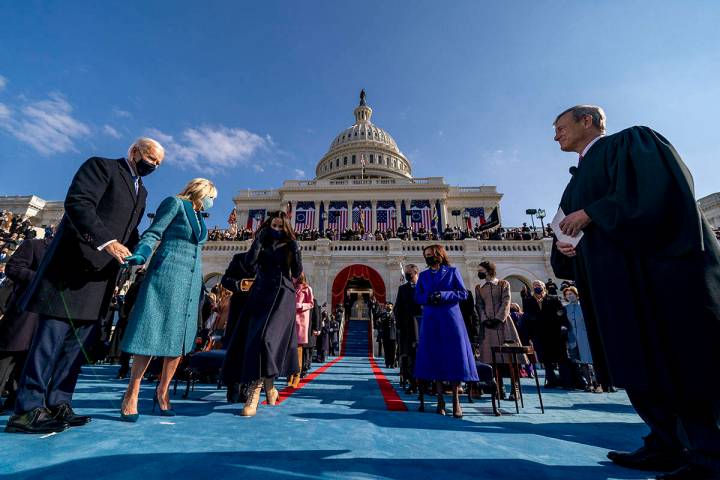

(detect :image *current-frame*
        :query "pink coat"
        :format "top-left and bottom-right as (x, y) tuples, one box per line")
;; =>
(295, 284), (314, 345)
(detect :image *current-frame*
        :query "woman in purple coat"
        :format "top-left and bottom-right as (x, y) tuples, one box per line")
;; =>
(414, 244), (478, 418)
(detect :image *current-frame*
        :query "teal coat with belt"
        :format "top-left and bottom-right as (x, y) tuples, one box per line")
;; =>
(122, 196), (207, 357)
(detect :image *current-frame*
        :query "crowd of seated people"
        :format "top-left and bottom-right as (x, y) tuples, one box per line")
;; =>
(205, 223), (556, 242)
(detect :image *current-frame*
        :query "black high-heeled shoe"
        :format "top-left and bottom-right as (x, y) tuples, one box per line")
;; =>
(153, 385), (176, 417)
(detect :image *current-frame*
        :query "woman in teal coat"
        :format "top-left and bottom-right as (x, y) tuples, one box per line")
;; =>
(119, 178), (216, 421)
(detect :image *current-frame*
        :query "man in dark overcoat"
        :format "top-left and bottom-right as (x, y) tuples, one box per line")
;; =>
(394, 264), (422, 392)
(5, 138), (164, 434)
(0, 236), (52, 413)
(551, 105), (720, 479)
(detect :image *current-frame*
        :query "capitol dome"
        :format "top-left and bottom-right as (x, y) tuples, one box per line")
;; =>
(315, 91), (413, 180)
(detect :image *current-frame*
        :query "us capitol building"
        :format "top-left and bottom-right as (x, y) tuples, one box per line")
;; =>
(202, 91), (556, 307)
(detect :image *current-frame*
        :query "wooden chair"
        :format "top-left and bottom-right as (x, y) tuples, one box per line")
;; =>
(491, 345), (545, 414)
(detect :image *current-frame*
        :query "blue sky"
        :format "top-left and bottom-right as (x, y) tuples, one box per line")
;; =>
(1, 1), (719, 228)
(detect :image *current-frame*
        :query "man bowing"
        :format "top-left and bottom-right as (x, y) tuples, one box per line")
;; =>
(551, 105), (720, 480)
(5, 138), (164, 434)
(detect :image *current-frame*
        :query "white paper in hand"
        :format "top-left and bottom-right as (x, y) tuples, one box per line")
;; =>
(550, 207), (584, 247)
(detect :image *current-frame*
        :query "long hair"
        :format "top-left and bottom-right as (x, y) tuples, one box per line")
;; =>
(255, 210), (296, 241)
(423, 244), (451, 266)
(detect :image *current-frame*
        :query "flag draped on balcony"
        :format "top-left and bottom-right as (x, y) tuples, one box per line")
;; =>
(328, 201), (348, 238)
(465, 207), (486, 230)
(246, 209), (266, 231)
(352, 201), (372, 230)
(376, 200), (397, 231)
(410, 200), (432, 230)
(294, 201), (315, 231)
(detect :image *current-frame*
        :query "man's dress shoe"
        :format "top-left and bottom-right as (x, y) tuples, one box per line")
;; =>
(608, 445), (687, 472)
(4, 407), (69, 434)
(50, 404), (91, 427)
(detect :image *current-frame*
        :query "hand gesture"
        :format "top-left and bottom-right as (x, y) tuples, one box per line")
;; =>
(556, 241), (577, 258)
(123, 254), (147, 267)
(559, 209), (591, 237)
(104, 241), (132, 264)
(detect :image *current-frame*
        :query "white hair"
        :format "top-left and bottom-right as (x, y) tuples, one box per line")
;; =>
(128, 137), (165, 159)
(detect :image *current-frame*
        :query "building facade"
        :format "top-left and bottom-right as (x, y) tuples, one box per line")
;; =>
(698, 192), (720, 229)
(204, 92), (556, 306)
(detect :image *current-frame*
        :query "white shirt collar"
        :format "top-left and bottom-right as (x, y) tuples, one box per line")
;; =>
(581, 135), (604, 158)
(481, 277), (499, 287)
(124, 157), (138, 177)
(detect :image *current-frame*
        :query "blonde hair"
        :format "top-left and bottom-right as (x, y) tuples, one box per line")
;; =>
(177, 178), (217, 203)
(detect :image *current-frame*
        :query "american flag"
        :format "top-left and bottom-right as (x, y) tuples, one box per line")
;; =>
(352, 202), (372, 230)
(246, 209), (266, 232)
(328, 202), (348, 238)
(294, 202), (315, 231)
(465, 207), (486, 229)
(410, 200), (432, 230)
(376, 200), (397, 230)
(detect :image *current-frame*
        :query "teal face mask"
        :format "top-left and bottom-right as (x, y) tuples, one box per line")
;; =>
(201, 197), (214, 210)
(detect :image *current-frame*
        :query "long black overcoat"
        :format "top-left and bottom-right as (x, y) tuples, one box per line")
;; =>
(223, 234), (302, 384)
(551, 127), (720, 404)
(23, 158), (146, 321)
(0, 238), (50, 351)
(220, 252), (254, 385)
(394, 282), (422, 357)
(523, 295), (569, 364)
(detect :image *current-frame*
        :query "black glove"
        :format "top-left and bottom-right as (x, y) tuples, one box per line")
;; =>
(429, 291), (442, 305)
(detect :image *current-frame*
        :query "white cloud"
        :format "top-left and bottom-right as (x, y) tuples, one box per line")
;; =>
(112, 107), (131, 118)
(0, 103), (10, 120)
(293, 168), (306, 178)
(0, 93), (90, 155)
(252, 164), (265, 173)
(147, 125), (269, 174)
(0, 75), (7, 91)
(103, 124), (122, 139)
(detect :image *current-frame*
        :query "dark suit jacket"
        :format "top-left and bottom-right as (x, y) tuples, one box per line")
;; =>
(25, 157), (147, 321)
(0, 238), (50, 351)
(394, 282), (422, 356)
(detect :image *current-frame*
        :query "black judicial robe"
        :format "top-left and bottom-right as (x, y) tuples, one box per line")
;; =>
(394, 282), (422, 357)
(551, 126), (720, 403)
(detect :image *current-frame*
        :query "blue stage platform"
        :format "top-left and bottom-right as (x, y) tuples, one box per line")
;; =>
(0, 320), (651, 480)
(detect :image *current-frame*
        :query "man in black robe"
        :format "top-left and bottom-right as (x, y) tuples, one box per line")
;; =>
(5, 138), (164, 434)
(551, 105), (720, 479)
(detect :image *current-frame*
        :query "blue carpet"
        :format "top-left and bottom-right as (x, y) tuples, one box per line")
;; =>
(0, 320), (651, 480)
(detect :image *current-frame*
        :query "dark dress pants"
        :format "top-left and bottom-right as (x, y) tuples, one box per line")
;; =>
(14, 316), (97, 414)
(627, 387), (720, 473)
(0, 351), (28, 409)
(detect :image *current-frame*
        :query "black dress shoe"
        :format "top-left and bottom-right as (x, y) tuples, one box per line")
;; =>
(50, 404), (91, 427)
(608, 445), (687, 472)
(656, 464), (720, 480)
(4, 407), (69, 434)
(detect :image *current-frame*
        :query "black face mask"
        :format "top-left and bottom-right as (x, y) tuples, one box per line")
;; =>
(270, 229), (283, 239)
(404, 273), (414, 282)
(135, 158), (157, 177)
(477, 272), (487, 280)
(424, 256), (439, 267)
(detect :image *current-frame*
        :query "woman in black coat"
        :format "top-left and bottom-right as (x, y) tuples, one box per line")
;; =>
(522, 280), (572, 388)
(225, 211), (302, 417)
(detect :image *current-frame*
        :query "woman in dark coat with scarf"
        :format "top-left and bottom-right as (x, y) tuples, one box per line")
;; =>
(223, 211), (302, 417)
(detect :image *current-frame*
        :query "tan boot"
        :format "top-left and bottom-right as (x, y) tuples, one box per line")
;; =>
(264, 377), (279, 406)
(293, 347), (303, 388)
(240, 380), (263, 417)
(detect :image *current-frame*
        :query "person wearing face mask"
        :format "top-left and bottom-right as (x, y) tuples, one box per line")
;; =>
(414, 245), (478, 418)
(221, 211), (303, 417)
(522, 280), (572, 389)
(474, 260), (526, 399)
(6, 138), (163, 434)
(394, 264), (422, 393)
(562, 287), (598, 392)
(118, 178), (215, 421)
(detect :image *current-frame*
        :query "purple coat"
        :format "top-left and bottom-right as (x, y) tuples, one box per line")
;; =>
(414, 265), (478, 382)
